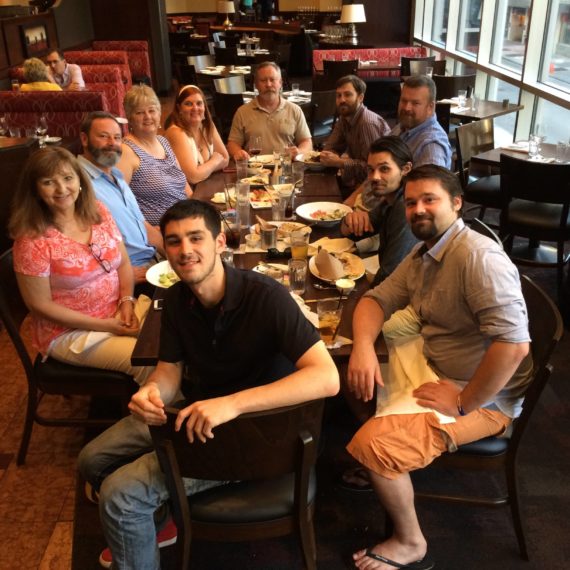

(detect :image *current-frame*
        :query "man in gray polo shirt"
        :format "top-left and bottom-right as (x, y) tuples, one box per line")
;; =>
(227, 61), (313, 160)
(346, 165), (532, 570)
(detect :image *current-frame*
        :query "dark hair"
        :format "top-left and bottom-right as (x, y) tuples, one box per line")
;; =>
(336, 74), (367, 96)
(169, 85), (214, 142)
(403, 164), (463, 200)
(10, 146), (100, 239)
(46, 48), (65, 61)
(368, 136), (413, 170)
(403, 75), (437, 103)
(81, 111), (121, 136)
(160, 199), (222, 239)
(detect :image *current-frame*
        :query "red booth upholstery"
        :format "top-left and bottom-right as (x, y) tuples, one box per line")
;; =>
(92, 40), (152, 86)
(0, 91), (110, 138)
(64, 50), (132, 90)
(313, 46), (427, 78)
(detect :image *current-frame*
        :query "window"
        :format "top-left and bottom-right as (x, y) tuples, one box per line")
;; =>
(490, 0), (531, 73)
(457, 0), (482, 55)
(488, 77), (520, 145)
(535, 98), (570, 144)
(431, 0), (450, 45)
(540, 0), (570, 92)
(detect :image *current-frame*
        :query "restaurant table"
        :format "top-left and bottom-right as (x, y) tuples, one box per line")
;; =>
(447, 99), (524, 122)
(470, 142), (557, 168)
(196, 66), (252, 79)
(131, 168), (386, 366)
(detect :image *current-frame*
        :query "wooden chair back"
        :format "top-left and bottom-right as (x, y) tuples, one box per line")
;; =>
(433, 73), (476, 100)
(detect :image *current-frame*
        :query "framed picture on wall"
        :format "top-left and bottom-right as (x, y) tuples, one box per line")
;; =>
(21, 23), (49, 57)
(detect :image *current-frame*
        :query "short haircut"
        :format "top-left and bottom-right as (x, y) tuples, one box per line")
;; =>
(403, 75), (437, 103)
(403, 164), (463, 200)
(123, 85), (161, 122)
(336, 74), (367, 96)
(46, 49), (65, 61)
(22, 57), (51, 83)
(9, 146), (100, 239)
(81, 111), (121, 136)
(170, 85), (215, 142)
(368, 136), (414, 170)
(160, 199), (222, 239)
(254, 61), (281, 81)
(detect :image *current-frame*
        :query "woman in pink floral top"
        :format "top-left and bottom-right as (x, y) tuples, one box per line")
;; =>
(10, 147), (153, 384)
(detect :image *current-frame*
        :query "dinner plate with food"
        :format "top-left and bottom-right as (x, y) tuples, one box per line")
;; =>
(248, 154), (274, 165)
(252, 262), (289, 286)
(240, 173), (270, 187)
(146, 260), (180, 288)
(308, 250), (365, 283)
(252, 220), (311, 241)
(249, 188), (274, 209)
(296, 202), (352, 227)
(299, 151), (326, 171)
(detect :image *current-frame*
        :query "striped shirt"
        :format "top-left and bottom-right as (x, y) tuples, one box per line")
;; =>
(324, 104), (390, 187)
(124, 136), (187, 226)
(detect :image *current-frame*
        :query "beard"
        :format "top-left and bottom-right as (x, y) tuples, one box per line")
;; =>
(89, 143), (121, 168)
(410, 214), (438, 242)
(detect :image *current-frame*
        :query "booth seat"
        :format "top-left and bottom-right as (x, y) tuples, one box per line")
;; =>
(313, 46), (427, 78)
(0, 91), (110, 138)
(64, 50), (132, 90)
(92, 40), (152, 86)
(10, 65), (126, 119)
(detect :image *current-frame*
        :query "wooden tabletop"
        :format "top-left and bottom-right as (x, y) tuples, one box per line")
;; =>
(449, 100), (523, 122)
(131, 169), (386, 366)
(471, 142), (557, 167)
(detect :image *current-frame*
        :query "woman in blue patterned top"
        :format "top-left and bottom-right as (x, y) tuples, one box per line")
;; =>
(117, 85), (192, 226)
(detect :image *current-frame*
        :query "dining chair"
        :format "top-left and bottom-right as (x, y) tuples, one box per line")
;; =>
(432, 59), (447, 76)
(308, 89), (337, 146)
(414, 274), (563, 561)
(400, 56), (436, 76)
(212, 74), (246, 94)
(433, 73), (476, 101)
(213, 91), (245, 139)
(187, 54), (214, 72)
(455, 118), (501, 223)
(435, 102), (451, 134)
(499, 154), (570, 302)
(322, 59), (359, 80)
(214, 46), (240, 66)
(0, 250), (136, 465)
(150, 399), (325, 570)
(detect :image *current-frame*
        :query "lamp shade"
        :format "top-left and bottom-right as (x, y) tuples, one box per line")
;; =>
(217, 1), (235, 14)
(340, 4), (366, 24)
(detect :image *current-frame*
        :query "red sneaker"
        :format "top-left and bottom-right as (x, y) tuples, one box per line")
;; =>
(98, 519), (178, 568)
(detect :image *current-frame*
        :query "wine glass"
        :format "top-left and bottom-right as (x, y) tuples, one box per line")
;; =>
(248, 135), (262, 157)
(36, 115), (48, 147)
(0, 115), (8, 137)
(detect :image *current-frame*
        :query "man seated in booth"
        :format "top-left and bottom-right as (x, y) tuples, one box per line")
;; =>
(346, 165), (531, 570)
(77, 111), (164, 291)
(45, 49), (85, 91)
(78, 199), (339, 569)
(320, 75), (390, 197)
(227, 61), (313, 160)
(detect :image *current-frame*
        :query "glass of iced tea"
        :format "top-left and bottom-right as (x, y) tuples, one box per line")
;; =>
(317, 299), (343, 348)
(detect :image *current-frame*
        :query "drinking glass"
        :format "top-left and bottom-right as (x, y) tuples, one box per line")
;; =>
(11, 79), (20, 92)
(236, 181), (250, 229)
(290, 229), (310, 260)
(248, 135), (262, 157)
(556, 141), (568, 163)
(36, 115), (48, 147)
(271, 195), (286, 220)
(260, 226), (277, 249)
(317, 299), (343, 348)
(457, 90), (467, 109)
(0, 116), (8, 137)
(288, 259), (307, 295)
(236, 157), (248, 180)
(528, 135), (539, 159)
(8, 125), (21, 138)
(292, 83), (300, 96)
(293, 161), (305, 191)
(425, 66), (433, 78)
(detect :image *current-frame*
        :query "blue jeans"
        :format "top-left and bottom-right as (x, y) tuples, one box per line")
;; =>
(77, 415), (223, 570)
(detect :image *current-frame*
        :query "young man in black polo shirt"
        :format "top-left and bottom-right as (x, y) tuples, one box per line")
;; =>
(78, 199), (339, 570)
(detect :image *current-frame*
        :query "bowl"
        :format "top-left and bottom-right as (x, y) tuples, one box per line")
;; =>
(335, 278), (355, 295)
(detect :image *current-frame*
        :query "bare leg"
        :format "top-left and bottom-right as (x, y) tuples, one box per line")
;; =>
(353, 471), (428, 570)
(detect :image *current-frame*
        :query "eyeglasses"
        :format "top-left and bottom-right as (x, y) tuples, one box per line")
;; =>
(89, 243), (111, 273)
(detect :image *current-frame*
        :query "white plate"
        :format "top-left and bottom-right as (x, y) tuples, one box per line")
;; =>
(248, 154), (274, 165)
(298, 151), (326, 171)
(252, 221), (310, 240)
(296, 202), (352, 227)
(146, 260), (180, 289)
(309, 252), (365, 283)
(252, 263), (289, 285)
(240, 174), (270, 187)
(44, 136), (62, 144)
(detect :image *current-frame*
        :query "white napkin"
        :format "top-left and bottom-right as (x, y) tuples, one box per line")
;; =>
(310, 237), (354, 254)
(375, 335), (455, 424)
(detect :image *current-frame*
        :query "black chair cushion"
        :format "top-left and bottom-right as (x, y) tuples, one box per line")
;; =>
(312, 122), (333, 139)
(35, 355), (134, 395)
(507, 199), (570, 237)
(455, 436), (509, 456)
(191, 470), (316, 524)
(464, 175), (501, 208)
